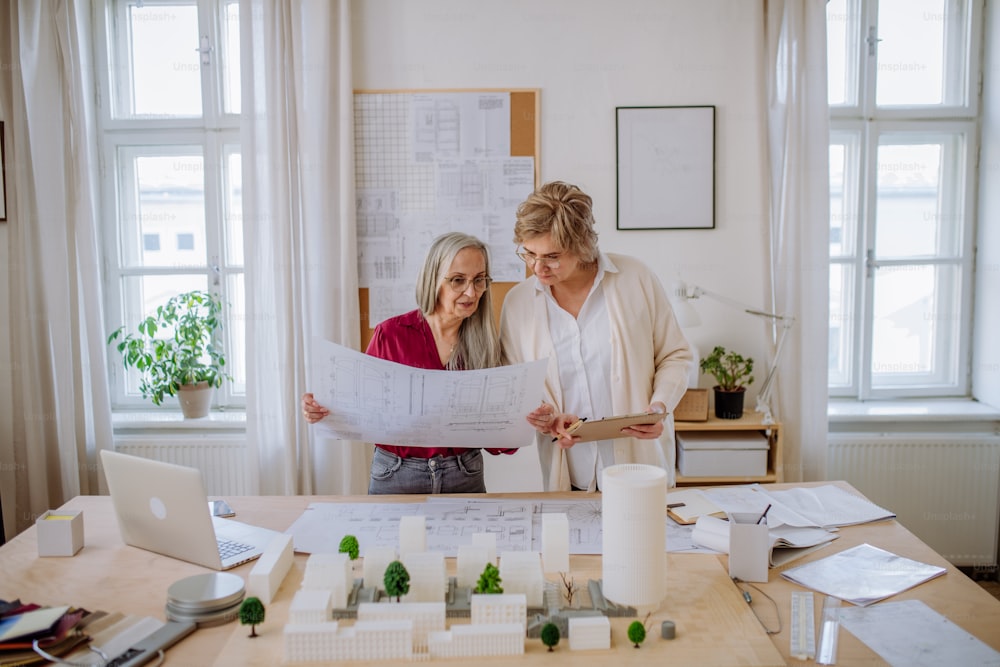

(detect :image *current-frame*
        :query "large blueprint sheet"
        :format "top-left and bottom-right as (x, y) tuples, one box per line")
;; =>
(311, 339), (547, 448)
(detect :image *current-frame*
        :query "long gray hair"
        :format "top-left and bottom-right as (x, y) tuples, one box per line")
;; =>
(415, 232), (505, 370)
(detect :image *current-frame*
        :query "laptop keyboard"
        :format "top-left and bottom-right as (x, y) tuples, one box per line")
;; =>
(217, 538), (255, 560)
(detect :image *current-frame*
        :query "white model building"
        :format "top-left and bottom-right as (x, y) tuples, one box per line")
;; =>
(399, 515), (427, 553)
(400, 551), (446, 602)
(456, 544), (491, 588)
(541, 513), (569, 573)
(361, 545), (397, 591)
(301, 552), (353, 608)
(284, 619), (413, 662)
(288, 588), (333, 624)
(470, 593), (527, 630)
(498, 551), (544, 607)
(601, 464), (667, 613)
(357, 602), (445, 652)
(246, 533), (294, 604)
(426, 623), (524, 659)
(568, 616), (611, 650)
(471, 531), (497, 564)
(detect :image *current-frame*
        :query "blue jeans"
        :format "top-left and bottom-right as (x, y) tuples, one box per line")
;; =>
(369, 447), (486, 495)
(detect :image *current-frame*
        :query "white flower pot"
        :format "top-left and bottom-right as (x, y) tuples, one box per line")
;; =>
(178, 382), (213, 419)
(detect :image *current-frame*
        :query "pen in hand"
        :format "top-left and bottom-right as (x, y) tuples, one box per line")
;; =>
(552, 417), (588, 442)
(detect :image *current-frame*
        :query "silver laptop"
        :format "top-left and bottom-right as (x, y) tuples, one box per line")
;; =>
(100, 449), (281, 570)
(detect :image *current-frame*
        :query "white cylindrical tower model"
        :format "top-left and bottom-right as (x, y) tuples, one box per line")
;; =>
(601, 464), (667, 612)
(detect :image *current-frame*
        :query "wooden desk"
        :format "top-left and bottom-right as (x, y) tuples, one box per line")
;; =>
(1, 486), (998, 666)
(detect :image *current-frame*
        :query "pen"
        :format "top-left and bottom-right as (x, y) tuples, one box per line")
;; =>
(552, 417), (587, 442)
(757, 504), (771, 525)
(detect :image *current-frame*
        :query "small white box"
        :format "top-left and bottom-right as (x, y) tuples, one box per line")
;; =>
(728, 513), (769, 583)
(677, 431), (768, 477)
(36, 510), (84, 557)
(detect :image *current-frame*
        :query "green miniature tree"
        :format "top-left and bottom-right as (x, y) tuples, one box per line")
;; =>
(540, 622), (560, 652)
(238, 596), (265, 638)
(627, 619), (647, 648)
(383, 560), (410, 602)
(474, 562), (504, 594)
(338, 534), (360, 560)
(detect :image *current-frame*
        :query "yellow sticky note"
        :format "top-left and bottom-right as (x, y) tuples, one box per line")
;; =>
(44, 515), (74, 520)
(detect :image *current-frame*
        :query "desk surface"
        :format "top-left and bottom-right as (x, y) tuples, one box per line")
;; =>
(1, 485), (998, 666)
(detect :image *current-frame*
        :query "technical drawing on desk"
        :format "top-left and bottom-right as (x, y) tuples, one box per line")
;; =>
(310, 338), (547, 448)
(286, 500), (534, 556)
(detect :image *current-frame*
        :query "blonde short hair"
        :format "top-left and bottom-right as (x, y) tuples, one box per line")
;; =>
(513, 181), (599, 264)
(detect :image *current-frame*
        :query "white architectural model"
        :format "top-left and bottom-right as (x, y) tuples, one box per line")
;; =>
(398, 515), (427, 553)
(471, 531), (497, 564)
(288, 588), (333, 624)
(601, 464), (667, 613)
(400, 551), (446, 602)
(246, 533), (294, 604)
(471, 594), (527, 630)
(284, 619), (413, 662)
(568, 616), (611, 651)
(361, 545), (397, 591)
(427, 623), (524, 658)
(301, 552), (353, 608)
(498, 551), (544, 607)
(541, 513), (569, 573)
(357, 602), (444, 652)
(456, 544), (491, 588)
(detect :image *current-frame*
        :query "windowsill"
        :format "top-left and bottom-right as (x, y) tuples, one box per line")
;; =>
(828, 398), (1000, 423)
(112, 409), (247, 433)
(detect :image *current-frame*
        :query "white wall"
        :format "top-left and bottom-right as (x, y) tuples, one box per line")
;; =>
(351, 0), (773, 385)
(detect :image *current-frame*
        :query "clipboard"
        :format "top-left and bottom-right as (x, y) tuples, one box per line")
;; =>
(563, 411), (665, 443)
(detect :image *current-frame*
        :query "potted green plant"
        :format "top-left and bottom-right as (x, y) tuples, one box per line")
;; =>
(108, 290), (229, 418)
(699, 345), (754, 419)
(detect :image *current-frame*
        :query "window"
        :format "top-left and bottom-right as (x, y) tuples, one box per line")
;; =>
(827, 0), (982, 399)
(98, 0), (245, 408)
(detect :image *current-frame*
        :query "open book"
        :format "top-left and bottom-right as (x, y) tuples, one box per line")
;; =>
(691, 515), (839, 568)
(701, 483), (895, 529)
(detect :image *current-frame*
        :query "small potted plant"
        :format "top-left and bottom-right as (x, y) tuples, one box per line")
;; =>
(699, 345), (754, 419)
(108, 290), (230, 418)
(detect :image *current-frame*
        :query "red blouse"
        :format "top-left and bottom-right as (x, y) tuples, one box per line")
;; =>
(366, 309), (514, 459)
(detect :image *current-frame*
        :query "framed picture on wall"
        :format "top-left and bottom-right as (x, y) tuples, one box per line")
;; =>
(0, 121), (6, 222)
(615, 105), (715, 230)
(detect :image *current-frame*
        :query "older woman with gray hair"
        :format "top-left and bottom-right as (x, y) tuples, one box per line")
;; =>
(302, 232), (511, 494)
(500, 181), (693, 492)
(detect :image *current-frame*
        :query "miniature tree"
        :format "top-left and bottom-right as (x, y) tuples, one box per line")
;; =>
(540, 622), (560, 652)
(383, 560), (410, 602)
(627, 619), (647, 648)
(474, 562), (503, 594)
(238, 597), (265, 638)
(558, 572), (577, 607)
(338, 534), (360, 560)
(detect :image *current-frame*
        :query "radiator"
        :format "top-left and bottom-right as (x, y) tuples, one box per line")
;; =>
(828, 434), (1000, 567)
(114, 435), (249, 496)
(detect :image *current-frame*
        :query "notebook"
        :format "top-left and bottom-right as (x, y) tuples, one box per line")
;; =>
(100, 450), (281, 570)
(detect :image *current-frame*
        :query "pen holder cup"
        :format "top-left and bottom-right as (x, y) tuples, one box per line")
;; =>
(36, 510), (84, 557)
(728, 512), (768, 583)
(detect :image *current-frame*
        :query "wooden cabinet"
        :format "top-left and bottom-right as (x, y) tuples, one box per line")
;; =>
(674, 413), (783, 486)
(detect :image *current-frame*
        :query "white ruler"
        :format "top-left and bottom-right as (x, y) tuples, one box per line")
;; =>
(790, 591), (816, 660)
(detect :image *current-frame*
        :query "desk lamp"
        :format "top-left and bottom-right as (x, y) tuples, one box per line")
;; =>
(680, 282), (795, 425)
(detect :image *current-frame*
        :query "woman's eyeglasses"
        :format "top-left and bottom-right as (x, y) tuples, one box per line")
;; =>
(445, 275), (491, 293)
(516, 249), (562, 269)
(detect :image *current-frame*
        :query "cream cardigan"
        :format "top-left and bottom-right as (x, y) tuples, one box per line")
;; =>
(500, 253), (694, 490)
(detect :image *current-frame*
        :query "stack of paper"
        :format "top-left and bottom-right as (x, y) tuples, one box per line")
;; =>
(690, 515), (838, 567)
(701, 483), (895, 530)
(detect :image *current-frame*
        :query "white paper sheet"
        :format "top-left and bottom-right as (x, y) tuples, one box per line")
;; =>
(839, 599), (1000, 666)
(690, 515), (838, 567)
(310, 339), (547, 448)
(780, 543), (947, 606)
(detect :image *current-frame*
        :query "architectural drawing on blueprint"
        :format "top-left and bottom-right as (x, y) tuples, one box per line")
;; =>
(310, 339), (546, 448)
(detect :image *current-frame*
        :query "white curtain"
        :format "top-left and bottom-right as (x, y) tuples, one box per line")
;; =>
(763, 0), (830, 481)
(1, 0), (113, 537)
(241, 0), (368, 495)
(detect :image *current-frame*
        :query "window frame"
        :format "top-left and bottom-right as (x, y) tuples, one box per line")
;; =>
(96, 0), (244, 410)
(827, 0), (982, 400)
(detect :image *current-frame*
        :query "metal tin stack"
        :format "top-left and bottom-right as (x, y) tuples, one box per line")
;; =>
(166, 572), (245, 627)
